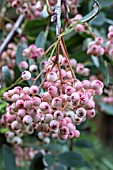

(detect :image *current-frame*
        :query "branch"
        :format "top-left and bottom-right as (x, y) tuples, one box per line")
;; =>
(55, 0), (62, 37)
(0, 14), (25, 55)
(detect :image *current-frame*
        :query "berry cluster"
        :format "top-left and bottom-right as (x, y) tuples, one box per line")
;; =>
(14, 145), (38, 167)
(1, 47), (104, 144)
(8, 0), (44, 20)
(1, 43), (17, 79)
(87, 25), (113, 57)
(87, 36), (105, 56)
(102, 97), (113, 105)
(48, 0), (79, 15)
(22, 44), (44, 60)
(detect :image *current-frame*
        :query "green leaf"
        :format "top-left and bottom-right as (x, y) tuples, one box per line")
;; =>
(29, 152), (45, 170)
(16, 45), (26, 72)
(54, 164), (65, 170)
(99, 0), (113, 8)
(2, 66), (12, 85)
(103, 55), (113, 66)
(58, 151), (84, 167)
(80, 0), (99, 23)
(98, 102), (113, 115)
(2, 144), (17, 170)
(99, 57), (109, 84)
(101, 158), (113, 170)
(91, 56), (100, 67)
(44, 154), (55, 167)
(90, 12), (106, 27)
(75, 139), (94, 148)
(35, 31), (46, 49)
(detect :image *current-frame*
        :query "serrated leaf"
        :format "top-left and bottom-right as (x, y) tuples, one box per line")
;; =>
(75, 139), (94, 148)
(35, 31), (46, 49)
(16, 45), (26, 72)
(2, 66), (12, 85)
(58, 151), (84, 167)
(2, 144), (17, 170)
(29, 152), (45, 170)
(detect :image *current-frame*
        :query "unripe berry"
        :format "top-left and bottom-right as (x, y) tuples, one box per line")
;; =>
(30, 85), (39, 95)
(52, 97), (62, 108)
(44, 114), (53, 124)
(29, 65), (38, 72)
(18, 109), (26, 118)
(60, 126), (69, 135)
(65, 86), (75, 96)
(16, 100), (24, 109)
(65, 110), (75, 120)
(74, 81), (82, 91)
(67, 123), (76, 131)
(70, 59), (77, 67)
(11, 94), (20, 102)
(108, 25), (113, 32)
(19, 61), (29, 70)
(32, 97), (41, 106)
(23, 87), (30, 94)
(71, 92), (80, 103)
(23, 115), (33, 125)
(48, 86), (58, 97)
(87, 109), (96, 118)
(22, 71), (31, 80)
(5, 23), (13, 32)
(29, 44), (37, 53)
(40, 102), (50, 111)
(49, 120), (59, 130)
(42, 92), (52, 102)
(43, 137), (50, 144)
(5, 131), (15, 139)
(74, 130), (80, 138)
(68, 131), (75, 138)
(91, 80), (103, 90)
(37, 48), (44, 56)
(22, 48), (31, 58)
(59, 133), (68, 140)
(76, 107), (86, 118)
(95, 36), (104, 45)
(54, 110), (64, 120)
(11, 120), (20, 130)
(47, 72), (58, 82)
(12, 136), (23, 145)
(24, 100), (33, 109)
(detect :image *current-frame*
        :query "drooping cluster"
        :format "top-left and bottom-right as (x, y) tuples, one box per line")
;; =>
(8, 0), (45, 20)
(1, 49), (104, 144)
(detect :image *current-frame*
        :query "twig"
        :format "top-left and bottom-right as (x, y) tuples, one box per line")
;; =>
(60, 37), (76, 79)
(39, 64), (55, 89)
(0, 14), (25, 55)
